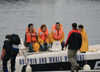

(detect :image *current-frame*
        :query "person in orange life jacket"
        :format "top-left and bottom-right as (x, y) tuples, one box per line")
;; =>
(25, 23), (38, 52)
(49, 22), (65, 50)
(38, 24), (50, 51)
(65, 23), (82, 72)
(78, 25), (89, 53)
(1, 35), (19, 72)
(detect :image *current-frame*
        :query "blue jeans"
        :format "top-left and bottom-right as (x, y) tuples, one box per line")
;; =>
(27, 43), (33, 52)
(40, 43), (50, 51)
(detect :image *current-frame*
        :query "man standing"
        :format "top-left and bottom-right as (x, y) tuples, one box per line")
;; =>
(50, 22), (65, 50)
(1, 34), (20, 72)
(65, 23), (82, 72)
(78, 25), (89, 53)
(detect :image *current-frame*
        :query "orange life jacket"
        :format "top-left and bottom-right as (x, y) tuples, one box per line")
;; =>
(26, 28), (37, 43)
(52, 25), (63, 40)
(38, 28), (49, 41)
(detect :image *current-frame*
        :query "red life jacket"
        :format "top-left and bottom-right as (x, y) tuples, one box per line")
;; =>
(38, 28), (49, 41)
(52, 25), (63, 40)
(26, 28), (37, 43)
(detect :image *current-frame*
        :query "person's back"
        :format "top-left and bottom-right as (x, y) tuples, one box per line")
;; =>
(67, 29), (82, 50)
(3, 40), (12, 54)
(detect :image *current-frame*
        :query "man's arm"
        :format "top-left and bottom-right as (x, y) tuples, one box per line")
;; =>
(59, 31), (65, 43)
(49, 30), (55, 43)
(46, 34), (50, 44)
(65, 31), (71, 47)
(37, 33), (43, 44)
(81, 31), (86, 40)
(1, 42), (6, 60)
(1, 49), (5, 60)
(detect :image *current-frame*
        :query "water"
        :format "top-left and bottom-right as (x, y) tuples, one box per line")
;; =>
(0, 0), (100, 55)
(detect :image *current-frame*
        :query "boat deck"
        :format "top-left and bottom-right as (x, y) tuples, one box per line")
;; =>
(32, 70), (100, 72)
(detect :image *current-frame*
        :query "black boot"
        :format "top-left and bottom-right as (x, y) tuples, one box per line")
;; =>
(71, 71), (74, 72)
(76, 66), (79, 72)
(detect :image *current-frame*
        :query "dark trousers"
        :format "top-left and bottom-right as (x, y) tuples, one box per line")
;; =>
(3, 49), (19, 72)
(51, 41), (65, 50)
(61, 41), (65, 50)
(27, 43), (33, 52)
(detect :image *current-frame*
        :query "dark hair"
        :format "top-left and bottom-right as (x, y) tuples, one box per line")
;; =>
(78, 25), (84, 29)
(72, 23), (77, 29)
(28, 23), (33, 28)
(5, 35), (10, 39)
(41, 24), (46, 29)
(56, 22), (60, 25)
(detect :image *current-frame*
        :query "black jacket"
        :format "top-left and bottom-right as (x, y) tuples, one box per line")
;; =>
(65, 29), (82, 50)
(3, 40), (13, 54)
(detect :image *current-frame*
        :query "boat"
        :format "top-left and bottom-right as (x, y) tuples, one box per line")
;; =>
(0, 39), (100, 72)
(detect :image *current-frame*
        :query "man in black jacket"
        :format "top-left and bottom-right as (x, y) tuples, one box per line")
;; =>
(1, 34), (20, 72)
(65, 23), (82, 72)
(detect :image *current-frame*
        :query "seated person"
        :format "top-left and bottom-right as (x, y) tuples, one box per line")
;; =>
(50, 22), (65, 50)
(25, 23), (40, 52)
(78, 25), (89, 53)
(38, 24), (50, 51)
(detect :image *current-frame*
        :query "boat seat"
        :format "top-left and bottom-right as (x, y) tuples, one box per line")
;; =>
(49, 41), (62, 51)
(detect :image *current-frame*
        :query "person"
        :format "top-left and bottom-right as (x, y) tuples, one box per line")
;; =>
(50, 22), (65, 50)
(1, 34), (20, 72)
(65, 23), (82, 72)
(25, 23), (40, 52)
(38, 24), (50, 51)
(78, 25), (89, 53)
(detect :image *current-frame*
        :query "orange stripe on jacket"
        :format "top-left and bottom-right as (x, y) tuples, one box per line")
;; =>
(65, 29), (81, 45)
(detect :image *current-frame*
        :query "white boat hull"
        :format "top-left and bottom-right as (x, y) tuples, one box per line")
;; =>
(14, 45), (100, 72)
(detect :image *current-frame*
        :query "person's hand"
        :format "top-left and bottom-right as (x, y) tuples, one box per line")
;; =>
(79, 49), (81, 52)
(1, 54), (4, 61)
(65, 47), (67, 50)
(44, 41), (46, 43)
(31, 42), (34, 45)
